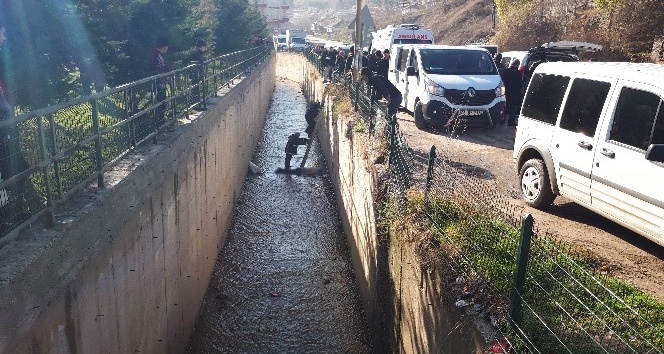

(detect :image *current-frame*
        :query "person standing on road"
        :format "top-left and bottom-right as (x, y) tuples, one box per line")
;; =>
(147, 37), (171, 125)
(320, 47), (334, 83)
(494, 53), (505, 72)
(334, 50), (346, 81)
(376, 49), (390, 78)
(501, 58), (523, 126)
(345, 46), (355, 73)
(360, 67), (402, 119)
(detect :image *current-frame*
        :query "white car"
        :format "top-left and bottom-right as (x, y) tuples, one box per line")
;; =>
(513, 61), (664, 246)
(390, 45), (506, 129)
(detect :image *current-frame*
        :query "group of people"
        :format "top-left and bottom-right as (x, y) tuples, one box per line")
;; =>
(311, 44), (402, 119)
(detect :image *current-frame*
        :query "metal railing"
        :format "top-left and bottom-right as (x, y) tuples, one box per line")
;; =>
(304, 52), (664, 354)
(0, 46), (272, 244)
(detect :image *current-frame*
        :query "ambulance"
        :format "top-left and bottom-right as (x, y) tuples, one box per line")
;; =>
(370, 24), (434, 53)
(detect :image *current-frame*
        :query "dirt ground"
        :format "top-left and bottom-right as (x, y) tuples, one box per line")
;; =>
(395, 110), (664, 302)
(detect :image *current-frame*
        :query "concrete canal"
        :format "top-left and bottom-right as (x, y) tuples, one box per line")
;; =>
(185, 79), (373, 353)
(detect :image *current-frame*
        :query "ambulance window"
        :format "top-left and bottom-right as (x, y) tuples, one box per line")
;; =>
(408, 50), (417, 67)
(398, 50), (409, 71)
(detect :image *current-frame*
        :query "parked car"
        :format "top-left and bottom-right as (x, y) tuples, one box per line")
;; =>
(466, 43), (499, 56)
(513, 61), (664, 246)
(501, 41), (603, 86)
(389, 45), (506, 129)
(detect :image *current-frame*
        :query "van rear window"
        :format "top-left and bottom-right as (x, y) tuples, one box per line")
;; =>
(522, 73), (570, 125)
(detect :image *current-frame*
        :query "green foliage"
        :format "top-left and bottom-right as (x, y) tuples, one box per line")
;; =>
(594, 0), (620, 9)
(0, 0), (268, 110)
(425, 194), (664, 353)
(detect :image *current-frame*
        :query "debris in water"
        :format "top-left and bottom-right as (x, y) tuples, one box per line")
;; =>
(248, 161), (262, 174)
(454, 299), (469, 307)
(491, 341), (510, 353)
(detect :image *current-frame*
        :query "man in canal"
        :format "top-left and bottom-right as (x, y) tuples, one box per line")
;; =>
(284, 132), (309, 170)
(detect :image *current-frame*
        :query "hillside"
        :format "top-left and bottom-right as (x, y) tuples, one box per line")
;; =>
(373, 0), (664, 62)
(374, 0), (495, 46)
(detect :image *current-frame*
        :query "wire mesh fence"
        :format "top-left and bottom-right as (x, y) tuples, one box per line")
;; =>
(0, 46), (272, 243)
(305, 51), (663, 354)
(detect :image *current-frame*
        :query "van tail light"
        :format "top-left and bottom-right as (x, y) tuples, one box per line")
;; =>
(518, 65), (525, 74)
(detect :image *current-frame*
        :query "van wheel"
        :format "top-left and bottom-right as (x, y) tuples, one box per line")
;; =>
(414, 102), (427, 129)
(519, 158), (555, 208)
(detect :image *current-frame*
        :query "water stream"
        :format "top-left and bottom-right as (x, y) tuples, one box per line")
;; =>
(185, 78), (373, 353)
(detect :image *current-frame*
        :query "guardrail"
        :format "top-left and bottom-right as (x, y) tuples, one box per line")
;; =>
(304, 51), (664, 354)
(0, 46), (272, 245)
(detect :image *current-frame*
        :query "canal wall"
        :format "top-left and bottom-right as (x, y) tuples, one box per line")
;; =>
(0, 53), (276, 354)
(276, 53), (486, 353)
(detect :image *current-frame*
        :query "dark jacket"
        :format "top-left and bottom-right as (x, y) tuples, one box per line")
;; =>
(305, 102), (321, 126)
(183, 49), (205, 66)
(285, 134), (308, 154)
(367, 74), (400, 101)
(321, 50), (334, 67)
(376, 58), (389, 77)
(501, 67), (523, 107)
(345, 54), (354, 72)
(148, 49), (170, 76)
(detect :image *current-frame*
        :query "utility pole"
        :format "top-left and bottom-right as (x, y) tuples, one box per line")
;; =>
(353, 0), (363, 80)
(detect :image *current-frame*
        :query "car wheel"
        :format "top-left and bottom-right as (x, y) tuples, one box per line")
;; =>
(519, 158), (555, 208)
(414, 101), (427, 129)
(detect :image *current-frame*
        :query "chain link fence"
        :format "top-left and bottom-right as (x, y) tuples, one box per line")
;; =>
(305, 51), (663, 354)
(0, 46), (272, 244)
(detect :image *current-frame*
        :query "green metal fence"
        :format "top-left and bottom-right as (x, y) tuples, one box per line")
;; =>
(305, 52), (664, 354)
(0, 46), (271, 244)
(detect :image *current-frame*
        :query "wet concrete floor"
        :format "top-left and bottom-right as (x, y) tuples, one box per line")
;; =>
(185, 79), (373, 353)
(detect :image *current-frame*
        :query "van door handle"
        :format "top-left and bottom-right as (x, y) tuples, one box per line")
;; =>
(600, 148), (615, 158)
(577, 141), (593, 150)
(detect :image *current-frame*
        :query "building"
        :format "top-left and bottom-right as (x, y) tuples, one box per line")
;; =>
(254, 0), (291, 32)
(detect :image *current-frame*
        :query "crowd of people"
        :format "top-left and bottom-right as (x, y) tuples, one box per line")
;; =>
(308, 44), (402, 118)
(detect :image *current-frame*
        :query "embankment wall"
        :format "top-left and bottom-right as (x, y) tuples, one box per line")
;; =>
(277, 53), (486, 353)
(0, 53), (276, 354)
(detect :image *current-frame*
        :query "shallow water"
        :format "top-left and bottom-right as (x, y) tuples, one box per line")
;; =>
(185, 79), (373, 353)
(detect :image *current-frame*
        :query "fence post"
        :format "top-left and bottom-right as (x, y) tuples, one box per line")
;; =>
(354, 81), (359, 112)
(201, 62), (208, 110)
(91, 96), (105, 188)
(388, 113), (397, 168)
(170, 73), (177, 123)
(47, 113), (63, 200)
(151, 80), (159, 144)
(509, 213), (534, 330)
(36, 116), (54, 227)
(425, 145), (436, 201)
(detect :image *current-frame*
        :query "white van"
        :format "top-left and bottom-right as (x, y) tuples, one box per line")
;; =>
(371, 24), (433, 53)
(513, 62), (664, 246)
(390, 45), (506, 129)
(274, 35), (288, 51)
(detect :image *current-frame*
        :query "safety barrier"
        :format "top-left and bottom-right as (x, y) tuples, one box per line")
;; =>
(0, 46), (272, 244)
